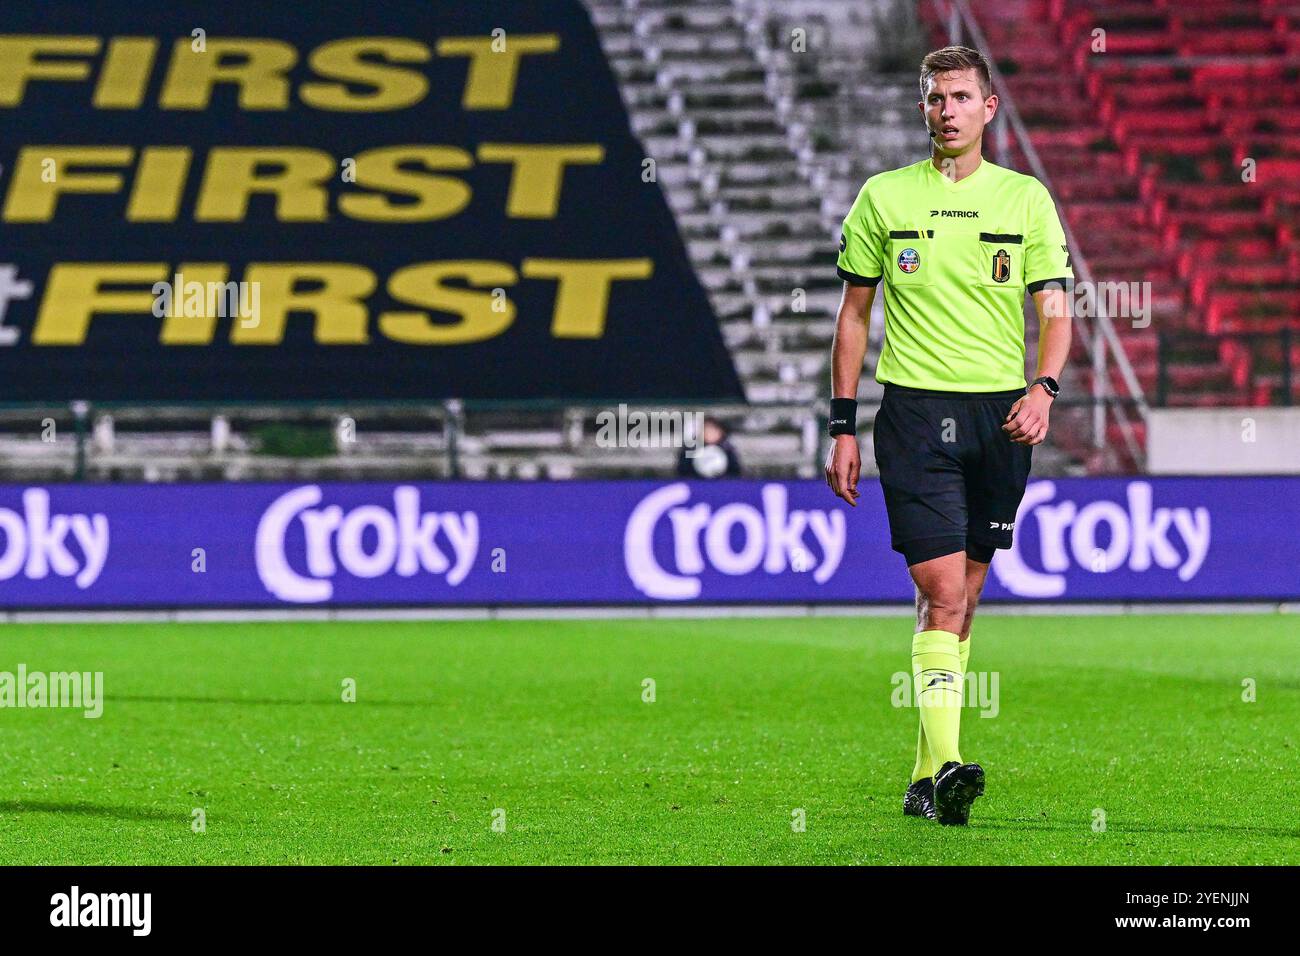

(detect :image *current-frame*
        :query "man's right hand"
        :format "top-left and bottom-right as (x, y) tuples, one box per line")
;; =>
(824, 434), (861, 506)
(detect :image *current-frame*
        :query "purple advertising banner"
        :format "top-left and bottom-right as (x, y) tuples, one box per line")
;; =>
(0, 477), (1297, 608)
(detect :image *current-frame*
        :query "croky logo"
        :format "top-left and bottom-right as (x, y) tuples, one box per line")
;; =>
(993, 481), (1211, 598)
(0, 488), (109, 589)
(991, 248), (1011, 283)
(623, 483), (845, 600)
(255, 485), (478, 603)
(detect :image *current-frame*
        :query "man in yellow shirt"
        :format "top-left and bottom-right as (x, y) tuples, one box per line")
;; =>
(824, 46), (1074, 826)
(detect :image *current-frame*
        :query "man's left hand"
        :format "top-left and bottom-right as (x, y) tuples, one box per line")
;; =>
(1003, 387), (1052, 445)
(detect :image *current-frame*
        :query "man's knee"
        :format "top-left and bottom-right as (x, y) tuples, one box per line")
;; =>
(918, 580), (968, 631)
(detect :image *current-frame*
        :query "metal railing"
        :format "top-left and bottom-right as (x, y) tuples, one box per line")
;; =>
(939, 0), (1151, 468)
(0, 396), (768, 482)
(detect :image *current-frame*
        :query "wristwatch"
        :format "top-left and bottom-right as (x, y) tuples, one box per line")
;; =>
(1030, 376), (1060, 399)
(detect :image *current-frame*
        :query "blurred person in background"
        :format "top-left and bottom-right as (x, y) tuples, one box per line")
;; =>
(677, 415), (741, 478)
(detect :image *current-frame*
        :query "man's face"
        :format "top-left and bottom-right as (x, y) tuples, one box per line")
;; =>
(919, 68), (997, 156)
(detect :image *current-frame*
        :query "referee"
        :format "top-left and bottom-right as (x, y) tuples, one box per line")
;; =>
(823, 46), (1073, 826)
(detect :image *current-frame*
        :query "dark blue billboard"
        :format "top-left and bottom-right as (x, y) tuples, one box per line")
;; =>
(0, 478), (1296, 608)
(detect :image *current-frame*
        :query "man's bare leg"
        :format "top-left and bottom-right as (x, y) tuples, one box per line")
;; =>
(906, 551), (966, 783)
(909, 553), (988, 784)
(910, 551), (968, 635)
(961, 557), (992, 639)
(906, 550), (987, 823)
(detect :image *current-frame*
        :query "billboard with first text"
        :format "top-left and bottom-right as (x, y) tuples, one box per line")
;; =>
(0, 0), (741, 402)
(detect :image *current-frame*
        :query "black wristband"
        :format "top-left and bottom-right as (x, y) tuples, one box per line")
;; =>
(828, 398), (858, 436)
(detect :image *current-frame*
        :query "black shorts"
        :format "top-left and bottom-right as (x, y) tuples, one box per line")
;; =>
(872, 383), (1032, 567)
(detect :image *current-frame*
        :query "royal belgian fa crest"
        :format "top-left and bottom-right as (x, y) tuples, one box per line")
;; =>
(991, 248), (1011, 283)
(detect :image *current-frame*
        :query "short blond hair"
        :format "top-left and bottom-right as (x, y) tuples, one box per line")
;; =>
(919, 46), (993, 100)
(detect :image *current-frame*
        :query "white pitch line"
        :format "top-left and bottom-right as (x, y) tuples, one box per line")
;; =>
(0, 602), (1290, 624)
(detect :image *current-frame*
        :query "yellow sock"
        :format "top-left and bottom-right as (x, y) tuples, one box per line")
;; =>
(911, 633), (971, 782)
(912, 629), (964, 774)
(956, 635), (970, 765)
(910, 719), (932, 783)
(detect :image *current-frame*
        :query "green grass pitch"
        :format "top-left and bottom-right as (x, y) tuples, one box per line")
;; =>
(0, 613), (1296, 865)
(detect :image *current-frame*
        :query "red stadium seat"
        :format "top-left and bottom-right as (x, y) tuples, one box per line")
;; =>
(963, 0), (1300, 417)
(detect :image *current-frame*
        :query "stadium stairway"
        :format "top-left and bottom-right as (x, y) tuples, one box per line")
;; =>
(589, 0), (1082, 476)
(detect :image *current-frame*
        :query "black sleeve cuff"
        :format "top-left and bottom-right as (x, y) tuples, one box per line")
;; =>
(1027, 276), (1073, 294)
(837, 266), (882, 287)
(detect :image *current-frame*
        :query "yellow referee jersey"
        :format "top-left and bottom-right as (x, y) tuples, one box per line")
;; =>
(837, 158), (1073, 392)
